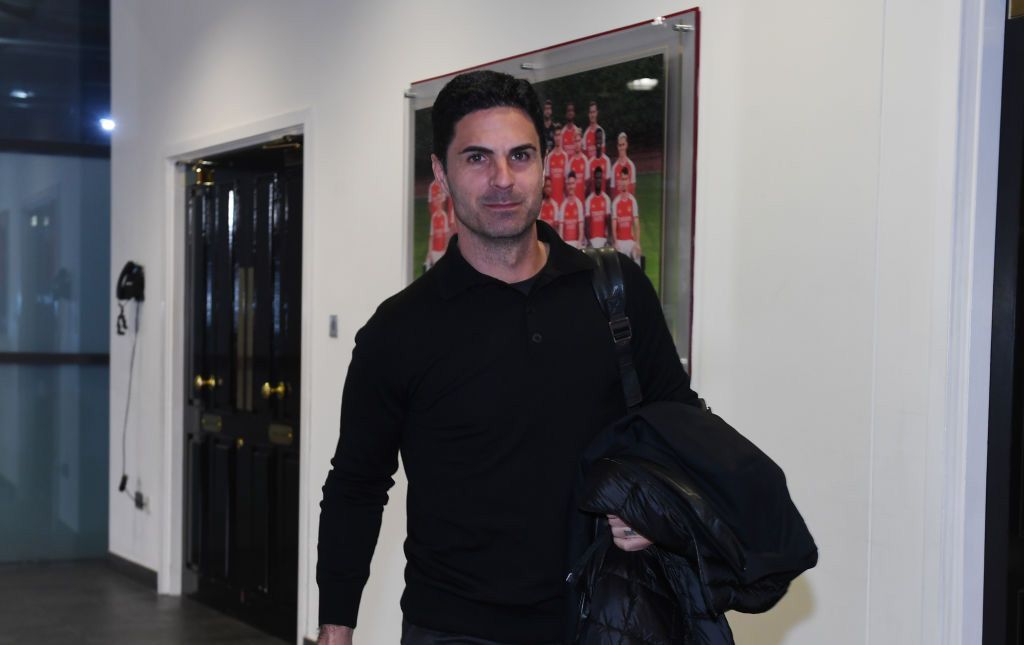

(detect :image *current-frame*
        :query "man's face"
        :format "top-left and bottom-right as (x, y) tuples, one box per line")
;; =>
(617, 137), (628, 157)
(587, 143), (596, 158)
(588, 104), (598, 124)
(566, 175), (576, 196)
(543, 102), (552, 121)
(431, 107), (543, 243)
(543, 178), (552, 198)
(566, 104), (575, 122)
(594, 169), (603, 192)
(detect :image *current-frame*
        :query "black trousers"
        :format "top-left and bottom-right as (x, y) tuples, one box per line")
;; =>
(400, 620), (560, 645)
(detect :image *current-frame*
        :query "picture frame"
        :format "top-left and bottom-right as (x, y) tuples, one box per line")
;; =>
(406, 8), (699, 367)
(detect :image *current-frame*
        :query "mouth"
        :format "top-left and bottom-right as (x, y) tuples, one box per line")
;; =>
(483, 201), (522, 212)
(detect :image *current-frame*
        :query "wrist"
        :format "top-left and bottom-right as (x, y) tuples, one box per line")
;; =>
(318, 624), (353, 644)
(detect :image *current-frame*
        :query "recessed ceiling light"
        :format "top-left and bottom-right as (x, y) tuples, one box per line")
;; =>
(100, 118), (116, 131)
(626, 78), (659, 91)
(9, 89), (32, 100)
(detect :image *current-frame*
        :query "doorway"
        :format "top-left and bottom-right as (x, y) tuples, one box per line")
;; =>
(181, 136), (303, 640)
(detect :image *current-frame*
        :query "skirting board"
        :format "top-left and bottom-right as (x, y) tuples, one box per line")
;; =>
(107, 552), (158, 589)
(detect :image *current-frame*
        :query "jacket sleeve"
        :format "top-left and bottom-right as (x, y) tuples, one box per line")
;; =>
(619, 255), (699, 406)
(317, 311), (407, 627)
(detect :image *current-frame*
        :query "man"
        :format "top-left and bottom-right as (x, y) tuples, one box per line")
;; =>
(560, 101), (581, 155)
(567, 140), (589, 202)
(559, 172), (586, 249)
(543, 124), (568, 205)
(538, 176), (561, 237)
(611, 165), (642, 263)
(424, 178), (451, 269)
(581, 101), (604, 160)
(423, 200), (450, 270)
(587, 130), (611, 196)
(610, 131), (637, 196)
(584, 167), (611, 249)
(317, 71), (695, 644)
(541, 98), (557, 157)
(428, 176), (447, 215)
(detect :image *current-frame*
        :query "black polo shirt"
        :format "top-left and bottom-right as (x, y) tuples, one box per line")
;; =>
(318, 221), (696, 642)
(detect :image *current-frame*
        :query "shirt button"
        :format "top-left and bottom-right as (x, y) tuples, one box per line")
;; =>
(531, 332), (543, 344)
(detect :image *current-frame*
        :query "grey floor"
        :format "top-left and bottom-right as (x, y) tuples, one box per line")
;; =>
(0, 560), (288, 644)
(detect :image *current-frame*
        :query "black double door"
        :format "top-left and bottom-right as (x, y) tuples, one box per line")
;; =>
(183, 141), (302, 640)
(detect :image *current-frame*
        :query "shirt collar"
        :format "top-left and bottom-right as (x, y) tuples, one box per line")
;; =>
(434, 220), (594, 300)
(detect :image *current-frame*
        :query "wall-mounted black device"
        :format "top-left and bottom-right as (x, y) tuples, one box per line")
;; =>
(116, 261), (144, 500)
(116, 261), (145, 302)
(116, 261), (144, 336)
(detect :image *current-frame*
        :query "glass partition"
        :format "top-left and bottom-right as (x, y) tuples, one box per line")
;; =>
(0, 152), (110, 562)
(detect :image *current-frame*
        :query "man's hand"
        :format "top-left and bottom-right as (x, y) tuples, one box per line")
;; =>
(607, 514), (652, 551)
(318, 624), (353, 645)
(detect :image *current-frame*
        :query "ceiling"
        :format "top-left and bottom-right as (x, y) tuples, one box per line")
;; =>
(0, 0), (110, 149)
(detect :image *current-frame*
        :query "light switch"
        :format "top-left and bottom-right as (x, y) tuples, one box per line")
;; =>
(329, 315), (338, 338)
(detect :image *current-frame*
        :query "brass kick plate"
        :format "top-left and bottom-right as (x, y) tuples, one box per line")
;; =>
(201, 413), (222, 433)
(268, 423), (294, 446)
(1013, 0), (1024, 19)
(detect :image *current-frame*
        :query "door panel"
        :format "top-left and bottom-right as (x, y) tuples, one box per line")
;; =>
(183, 140), (302, 640)
(272, 451), (300, 605)
(186, 435), (204, 571)
(251, 446), (272, 593)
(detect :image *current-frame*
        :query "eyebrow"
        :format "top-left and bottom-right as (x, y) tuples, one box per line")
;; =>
(458, 143), (538, 156)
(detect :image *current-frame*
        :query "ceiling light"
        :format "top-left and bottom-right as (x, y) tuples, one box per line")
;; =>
(9, 89), (32, 99)
(100, 118), (116, 131)
(626, 78), (659, 91)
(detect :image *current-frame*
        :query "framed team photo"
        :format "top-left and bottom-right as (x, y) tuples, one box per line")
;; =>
(406, 8), (698, 366)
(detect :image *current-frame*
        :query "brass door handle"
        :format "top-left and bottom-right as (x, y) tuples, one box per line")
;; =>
(261, 381), (286, 399)
(194, 375), (217, 390)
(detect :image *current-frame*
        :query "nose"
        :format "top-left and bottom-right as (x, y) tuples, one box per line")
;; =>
(490, 157), (514, 190)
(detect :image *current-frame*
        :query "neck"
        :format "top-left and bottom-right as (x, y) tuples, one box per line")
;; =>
(457, 225), (547, 284)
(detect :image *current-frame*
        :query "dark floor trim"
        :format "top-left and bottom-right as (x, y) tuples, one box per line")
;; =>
(107, 552), (157, 589)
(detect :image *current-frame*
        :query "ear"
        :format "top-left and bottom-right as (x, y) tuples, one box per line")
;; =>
(430, 154), (449, 195)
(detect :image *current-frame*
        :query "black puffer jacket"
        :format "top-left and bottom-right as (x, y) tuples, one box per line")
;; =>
(567, 401), (818, 644)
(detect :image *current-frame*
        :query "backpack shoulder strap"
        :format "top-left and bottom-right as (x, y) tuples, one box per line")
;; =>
(582, 247), (643, 408)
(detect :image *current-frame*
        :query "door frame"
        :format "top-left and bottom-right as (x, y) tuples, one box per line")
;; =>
(984, 5), (1024, 643)
(159, 109), (314, 644)
(946, 1), (1007, 643)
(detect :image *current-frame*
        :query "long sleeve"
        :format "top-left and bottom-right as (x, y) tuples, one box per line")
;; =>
(619, 255), (699, 406)
(317, 313), (407, 627)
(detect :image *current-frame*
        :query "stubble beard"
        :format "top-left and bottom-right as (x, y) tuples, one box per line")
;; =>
(450, 186), (542, 250)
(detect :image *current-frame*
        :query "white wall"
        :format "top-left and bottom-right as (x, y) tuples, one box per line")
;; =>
(109, 1), (999, 643)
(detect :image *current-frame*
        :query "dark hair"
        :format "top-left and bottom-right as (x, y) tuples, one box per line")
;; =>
(432, 70), (544, 167)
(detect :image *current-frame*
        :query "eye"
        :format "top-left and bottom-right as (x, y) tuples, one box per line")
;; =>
(466, 152), (486, 164)
(511, 150), (533, 163)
